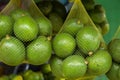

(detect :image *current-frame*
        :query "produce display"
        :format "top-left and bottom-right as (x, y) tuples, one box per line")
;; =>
(0, 0), (118, 80)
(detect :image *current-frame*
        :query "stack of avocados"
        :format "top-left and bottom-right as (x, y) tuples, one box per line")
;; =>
(0, 0), (117, 80)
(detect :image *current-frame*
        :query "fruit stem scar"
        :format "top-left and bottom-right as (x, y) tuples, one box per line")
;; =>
(88, 51), (93, 56)
(6, 35), (10, 40)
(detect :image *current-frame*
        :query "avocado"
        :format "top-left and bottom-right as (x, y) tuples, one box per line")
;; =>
(76, 26), (100, 55)
(26, 36), (52, 65)
(62, 55), (87, 79)
(53, 33), (76, 58)
(86, 50), (112, 75)
(0, 14), (13, 39)
(0, 36), (25, 66)
(14, 16), (38, 42)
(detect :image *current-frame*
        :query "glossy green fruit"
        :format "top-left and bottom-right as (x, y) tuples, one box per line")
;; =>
(48, 12), (63, 34)
(14, 16), (38, 42)
(27, 36), (52, 65)
(106, 62), (119, 80)
(37, 1), (52, 16)
(36, 17), (52, 36)
(53, 33), (76, 58)
(62, 18), (83, 36)
(10, 8), (30, 21)
(50, 56), (63, 78)
(76, 26), (100, 55)
(86, 50), (112, 75)
(0, 36), (25, 66)
(0, 14), (13, 39)
(62, 55), (87, 79)
(108, 39), (120, 63)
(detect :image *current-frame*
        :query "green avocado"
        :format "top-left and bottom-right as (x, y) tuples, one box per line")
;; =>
(14, 16), (38, 42)
(0, 36), (25, 66)
(108, 39), (120, 63)
(62, 55), (87, 79)
(10, 8), (30, 21)
(27, 36), (52, 65)
(62, 18), (83, 37)
(0, 14), (13, 39)
(106, 62), (119, 80)
(36, 17), (52, 36)
(76, 26), (100, 55)
(86, 50), (112, 75)
(53, 33), (76, 58)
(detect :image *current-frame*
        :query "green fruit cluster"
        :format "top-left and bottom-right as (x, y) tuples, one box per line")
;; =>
(0, 8), (52, 66)
(0, 0), (112, 80)
(50, 24), (112, 79)
(82, 0), (109, 35)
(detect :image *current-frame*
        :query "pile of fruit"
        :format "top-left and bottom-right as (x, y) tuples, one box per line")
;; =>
(0, 0), (119, 80)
